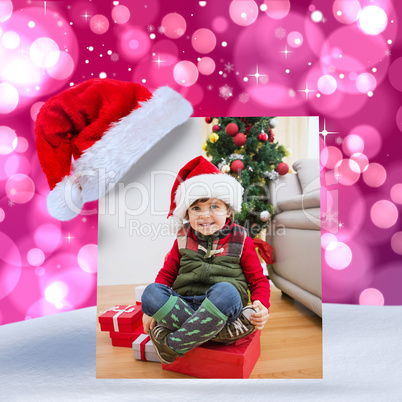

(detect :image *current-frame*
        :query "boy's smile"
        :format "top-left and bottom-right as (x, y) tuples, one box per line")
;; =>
(188, 198), (230, 236)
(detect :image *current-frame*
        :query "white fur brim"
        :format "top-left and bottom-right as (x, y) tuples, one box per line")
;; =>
(172, 173), (244, 221)
(48, 86), (192, 220)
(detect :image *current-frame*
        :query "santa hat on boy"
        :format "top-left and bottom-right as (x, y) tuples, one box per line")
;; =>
(167, 156), (244, 230)
(35, 78), (193, 221)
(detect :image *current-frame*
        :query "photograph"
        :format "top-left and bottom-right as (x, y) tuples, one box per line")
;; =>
(1, 0), (401, 399)
(96, 116), (322, 379)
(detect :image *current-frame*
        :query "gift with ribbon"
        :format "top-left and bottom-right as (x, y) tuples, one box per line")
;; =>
(162, 331), (261, 378)
(98, 304), (143, 333)
(132, 334), (160, 362)
(109, 325), (144, 347)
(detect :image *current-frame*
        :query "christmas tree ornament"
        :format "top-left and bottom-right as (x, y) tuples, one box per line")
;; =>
(276, 162), (289, 175)
(268, 127), (275, 143)
(210, 133), (219, 143)
(269, 118), (278, 128)
(202, 142), (208, 151)
(234, 133), (247, 146)
(221, 164), (231, 173)
(258, 131), (268, 142)
(35, 78), (192, 221)
(212, 124), (220, 132)
(205, 117), (212, 124)
(225, 122), (239, 137)
(260, 211), (270, 222)
(231, 159), (244, 174)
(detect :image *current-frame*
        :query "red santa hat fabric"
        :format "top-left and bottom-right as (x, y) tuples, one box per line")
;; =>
(35, 78), (193, 220)
(168, 156), (244, 229)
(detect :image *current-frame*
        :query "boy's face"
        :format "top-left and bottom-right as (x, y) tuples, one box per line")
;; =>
(188, 198), (230, 236)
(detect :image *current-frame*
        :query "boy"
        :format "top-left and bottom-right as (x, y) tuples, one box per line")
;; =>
(142, 156), (270, 364)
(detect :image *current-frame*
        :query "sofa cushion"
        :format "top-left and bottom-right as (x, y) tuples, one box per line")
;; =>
(292, 158), (320, 194)
(277, 189), (320, 211)
(273, 208), (321, 230)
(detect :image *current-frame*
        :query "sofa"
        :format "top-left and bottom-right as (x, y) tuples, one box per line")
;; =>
(266, 158), (322, 317)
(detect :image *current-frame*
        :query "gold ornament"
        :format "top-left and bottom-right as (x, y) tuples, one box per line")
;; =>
(210, 133), (219, 143)
(202, 142), (208, 151)
(222, 164), (231, 173)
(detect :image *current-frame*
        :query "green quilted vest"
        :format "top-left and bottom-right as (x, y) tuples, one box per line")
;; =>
(172, 222), (249, 306)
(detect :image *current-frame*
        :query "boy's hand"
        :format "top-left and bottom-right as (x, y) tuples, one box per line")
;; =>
(143, 313), (156, 334)
(249, 300), (269, 330)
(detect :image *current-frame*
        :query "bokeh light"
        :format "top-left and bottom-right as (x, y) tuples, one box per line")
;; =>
(44, 281), (68, 306)
(356, 73), (376, 94)
(388, 57), (402, 92)
(27, 248), (45, 267)
(229, 0), (259, 26)
(5, 174), (35, 204)
(33, 223), (62, 253)
(333, 0), (361, 24)
(349, 125), (382, 159)
(2, 30), (20, 49)
(0, 0), (13, 23)
(342, 134), (364, 156)
(350, 153), (369, 173)
(77, 244), (98, 273)
(336, 159), (360, 186)
(89, 14), (109, 35)
(0, 83), (19, 113)
(287, 31), (303, 48)
(30, 102), (44, 121)
(118, 27), (150, 61)
(191, 28), (216, 54)
(359, 288), (384, 306)
(198, 57), (215, 75)
(362, 163), (387, 188)
(321, 232), (337, 248)
(390, 232), (402, 255)
(30, 37), (60, 68)
(321, 146), (343, 169)
(212, 16), (229, 33)
(161, 13), (186, 39)
(390, 183), (402, 204)
(317, 75), (337, 95)
(325, 241), (352, 270)
(358, 6), (388, 36)
(112, 5), (130, 24)
(263, 0), (290, 20)
(0, 126), (17, 155)
(0, 232), (22, 300)
(173, 60), (199, 86)
(370, 200), (398, 229)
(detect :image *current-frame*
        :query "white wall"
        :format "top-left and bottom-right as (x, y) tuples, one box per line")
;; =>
(97, 118), (201, 286)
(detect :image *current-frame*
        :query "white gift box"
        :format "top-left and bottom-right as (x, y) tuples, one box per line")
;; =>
(135, 285), (146, 304)
(132, 334), (160, 363)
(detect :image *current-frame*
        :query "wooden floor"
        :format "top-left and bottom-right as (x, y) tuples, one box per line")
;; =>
(96, 284), (322, 379)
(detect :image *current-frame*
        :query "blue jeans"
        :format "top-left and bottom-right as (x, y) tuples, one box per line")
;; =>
(141, 282), (243, 323)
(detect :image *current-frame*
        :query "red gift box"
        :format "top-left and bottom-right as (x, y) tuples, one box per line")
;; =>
(99, 304), (143, 333)
(109, 325), (144, 347)
(162, 331), (261, 379)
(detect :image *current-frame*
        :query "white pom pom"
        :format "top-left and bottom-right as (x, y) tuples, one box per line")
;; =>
(260, 211), (270, 222)
(47, 176), (84, 221)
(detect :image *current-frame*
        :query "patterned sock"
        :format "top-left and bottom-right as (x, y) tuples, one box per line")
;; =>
(166, 297), (228, 356)
(152, 295), (194, 331)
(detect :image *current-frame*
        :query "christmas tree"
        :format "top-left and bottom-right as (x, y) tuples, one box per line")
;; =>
(203, 117), (289, 238)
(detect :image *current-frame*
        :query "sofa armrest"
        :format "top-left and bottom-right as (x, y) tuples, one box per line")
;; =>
(269, 174), (302, 214)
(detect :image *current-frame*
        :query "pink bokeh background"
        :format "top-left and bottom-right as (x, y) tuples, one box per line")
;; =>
(1, 0), (402, 325)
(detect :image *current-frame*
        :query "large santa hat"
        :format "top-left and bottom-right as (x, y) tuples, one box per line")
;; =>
(35, 78), (193, 221)
(168, 156), (244, 229)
